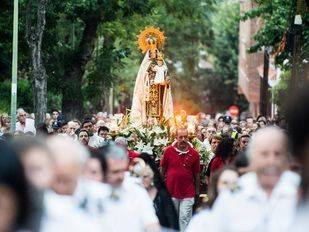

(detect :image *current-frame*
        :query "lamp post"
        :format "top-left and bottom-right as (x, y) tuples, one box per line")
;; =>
(10, 0), (19, 134)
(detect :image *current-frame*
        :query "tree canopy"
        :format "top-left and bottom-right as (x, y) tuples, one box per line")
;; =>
(0, 0), (249, 118)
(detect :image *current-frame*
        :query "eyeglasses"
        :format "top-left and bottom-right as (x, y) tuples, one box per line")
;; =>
(19, 114), (26, 117)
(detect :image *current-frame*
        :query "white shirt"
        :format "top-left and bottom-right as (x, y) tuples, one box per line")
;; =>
(16, 118), (36, 134)
(289, 202), (309, 232)
(186, 209), (213, 232)
(40, 179), (109, 232)
(209, 171), (300, 232)
(99, 176), (159, 232)
(88, 133), (106, 148)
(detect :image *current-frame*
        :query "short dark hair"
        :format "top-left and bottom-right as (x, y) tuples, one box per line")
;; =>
(98, 126), (109, 134)
(239, 134), (250, 140)
(60, 121), (68, 127)
(82, 120), (92, 128)
(246, 116), (254, 121)
(51, 109), (59, 114)
(90, 150), (107, 177)
(77, 129), (89, 137)
(257, 115), (266, 122)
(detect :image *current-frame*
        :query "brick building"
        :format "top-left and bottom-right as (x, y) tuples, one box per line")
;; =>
(238, 0), (264, 117)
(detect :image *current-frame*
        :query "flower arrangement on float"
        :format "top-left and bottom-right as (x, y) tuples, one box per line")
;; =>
(106, 112), (213, 166)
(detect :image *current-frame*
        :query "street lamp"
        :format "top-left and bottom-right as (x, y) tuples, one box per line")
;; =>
(10, 0), (19, 134)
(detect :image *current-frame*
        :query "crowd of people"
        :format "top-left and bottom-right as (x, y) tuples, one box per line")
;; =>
(0, 83), (308, 232)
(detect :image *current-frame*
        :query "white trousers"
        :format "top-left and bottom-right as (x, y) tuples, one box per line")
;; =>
(172, 197), (194, 232)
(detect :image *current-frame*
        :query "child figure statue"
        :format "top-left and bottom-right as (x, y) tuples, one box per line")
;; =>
(153, 53), (168, 85)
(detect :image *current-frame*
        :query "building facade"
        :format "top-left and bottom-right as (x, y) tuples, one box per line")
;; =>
(238, 0), (264, 117)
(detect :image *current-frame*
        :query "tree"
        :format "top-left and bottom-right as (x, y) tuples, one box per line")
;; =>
(242, 0), (308, 113)
(47, 1), (153, 119)
(241, 1), (308, 72)
(26, 0), (48, 123)
(205, 2), (248, 113)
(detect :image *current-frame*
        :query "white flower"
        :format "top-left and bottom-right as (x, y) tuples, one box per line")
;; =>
(138, 127), (147, 135)
(152, 126), (165, 135)
(153, 138), (161, 146)
(154, 138), (168, 146)
(135, 140), (145, 152)
(120, 127), (131, 136)
(161, 138), (168, 146)
(142, 143), (154, 155)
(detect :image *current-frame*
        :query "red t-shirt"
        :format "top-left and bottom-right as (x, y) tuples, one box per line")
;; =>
(209, 155), (224, 178)
(160, 145), (200, 199)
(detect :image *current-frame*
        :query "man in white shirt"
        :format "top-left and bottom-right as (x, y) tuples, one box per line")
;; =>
(41, 136), (106, 232)
(187, 127), (300, 232)
(100, 145), (160, 232)
(15, 108), (36, 134)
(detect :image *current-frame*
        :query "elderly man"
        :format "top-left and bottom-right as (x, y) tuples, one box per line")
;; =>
(203, 127), (300, 232)
(78, 129), (90, 146)
(66, 121), (79, 139)
(115, 136), (139, 162)
(161, 128), (200, 231)
(15, 108), (36, 134)
(100, 144), (160, 232)
(41, 136), (106, 232)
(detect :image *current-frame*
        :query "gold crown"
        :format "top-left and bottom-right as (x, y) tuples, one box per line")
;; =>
(137, 27), (166, 53)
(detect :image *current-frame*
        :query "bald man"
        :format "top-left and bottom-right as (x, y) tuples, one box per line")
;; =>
(161, 128), (200, 231)
(41, 136), (108, 232)
(187, 127), (300, 232)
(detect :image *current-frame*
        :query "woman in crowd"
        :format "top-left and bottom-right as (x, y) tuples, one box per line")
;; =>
(138, 153), (179, 230)
(207, 166), (239, 207)
(0, 141), (36, 232)
(83, 151), (105, 182)
(11, 136), (53, 191)
(186, 166), (239, 232)
(0, 114), (10, 135)
(206, 137), (236, 182)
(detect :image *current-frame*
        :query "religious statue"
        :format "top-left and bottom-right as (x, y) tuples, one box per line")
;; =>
(131, 27), (174, 125)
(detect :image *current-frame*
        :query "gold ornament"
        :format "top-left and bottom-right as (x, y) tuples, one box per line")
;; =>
(156, 51), (164, 61)
(137, 27), (166, 54)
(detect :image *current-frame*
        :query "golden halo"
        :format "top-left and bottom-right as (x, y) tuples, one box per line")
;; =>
(137, 27), (166, 53)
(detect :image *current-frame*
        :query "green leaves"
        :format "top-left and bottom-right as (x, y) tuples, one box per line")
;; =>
(241, 0), (295, 56)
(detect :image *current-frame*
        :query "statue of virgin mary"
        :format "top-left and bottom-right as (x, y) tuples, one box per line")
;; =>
(130, 27), (174, 125)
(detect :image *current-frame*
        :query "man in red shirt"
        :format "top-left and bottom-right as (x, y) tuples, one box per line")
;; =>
(161, 128), (200, 231)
